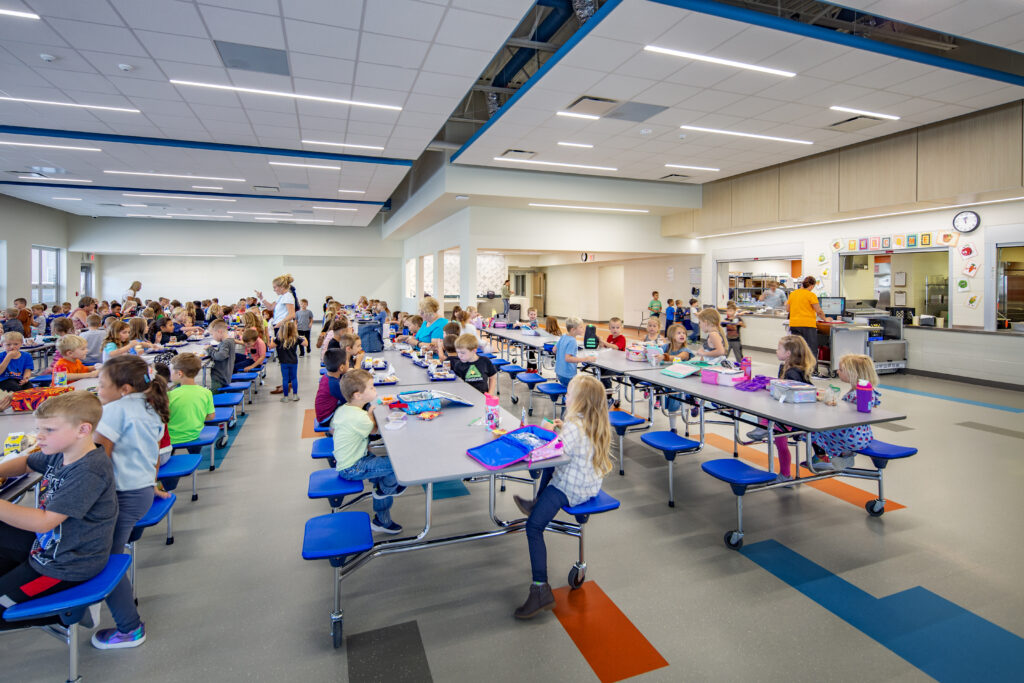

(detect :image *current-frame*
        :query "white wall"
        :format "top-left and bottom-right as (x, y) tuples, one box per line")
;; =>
(0, 195), (78, 306)
(598, 265), (624, 321)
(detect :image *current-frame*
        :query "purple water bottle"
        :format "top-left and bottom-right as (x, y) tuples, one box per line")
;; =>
(741, 357), (752, 381)
(856, 379), (873, 413)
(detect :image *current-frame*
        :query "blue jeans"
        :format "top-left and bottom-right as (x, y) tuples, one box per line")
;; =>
(556, 374), (573, 387)
(281, 363), (298, 396)
(338, 454), (399, 525)
(525, 468), (568, 583)
(503, 298), (510, 316)
(105, 487), (153, 633)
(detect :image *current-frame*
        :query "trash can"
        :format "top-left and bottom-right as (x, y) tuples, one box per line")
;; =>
(508, 303), (521, 324)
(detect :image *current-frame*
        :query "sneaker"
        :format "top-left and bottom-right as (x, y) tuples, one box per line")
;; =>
(290, 393), (300, 402)
(513, 494), (535, 517)
(690, 406), (699, 418)
(807, 455), (833, 471)
(514, 582), (555, 619)
(612, 399), (621, 409)
(774, 473), (795, 488)
(372, 484), (407, 500)
(746, 428), (769, 441)
(370, 518), (403, 534)
(831, 454), (855, 471)
(280, 396), (290, 403)
(92, 623), (146, 650)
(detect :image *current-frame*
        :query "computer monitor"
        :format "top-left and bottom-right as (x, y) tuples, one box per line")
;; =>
(819, 296), (845, 317)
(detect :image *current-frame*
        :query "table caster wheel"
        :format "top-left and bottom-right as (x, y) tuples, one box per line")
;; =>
(217, 435), (229, 449)
(332, 620), (343, 649)
(191, 493), (199, 502)
(568, 565), (585, 589)
(865, 499), (885, 517)
(724, 530), (743, 549)
(528, 408), (533, 416)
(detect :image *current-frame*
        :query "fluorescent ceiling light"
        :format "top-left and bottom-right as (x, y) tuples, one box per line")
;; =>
(312, 206), (358, 212)
(51, 197), (81, 201)
(666, 163), (720, 172)
(105, 170), (244, 182)
(302, 139), (385, 151)
(0, 96), (139, 113)
(558, 141), (593, 148)
(0, 9), (39, 19)
(226, 211), (293, 216)
(679, 125), (812, 145)
(192, 185), (223, 190)
(0, 141), (101, 151)
(122, 193), (236, 202)
(338, 189), (366, 194)
(18, 176), (92, 183)
(253, 217), (334, 224)
(556, 111), (599, 120)
(830, 105), (900, 121)
(529, 203), (648, 213)
(644, 45), (796, 78)
(165, 214), (233, 219)
(127, 214), (172, 219)
(492, 157), (617, 171)
(139, 253), (236, 257)
(120, 203), (147, 207)
(169, 80), (402, 111)
(268, 161), (340, 170)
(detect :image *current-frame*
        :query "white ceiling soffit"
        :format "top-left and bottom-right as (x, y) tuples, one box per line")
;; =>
(452, 0), (1024, 185)
(0, 0), (534, 224)
(835, 0), (1024, 54)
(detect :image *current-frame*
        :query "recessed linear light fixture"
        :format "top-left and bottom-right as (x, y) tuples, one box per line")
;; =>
(302, 139), (385, 151)
(105, 170), (245, 182)
(18, 176), (92, 183)
(126, 214), (173, 219)
(529, 202), (648, 213)
(311, 206), (358, 212)
(679, 125), (813, 145)
(830, 105), (900, 121)
(122, 193), (236, 202)
(192, 185), (223, 190)
(338, 189), (366, 194)
(168, 80), (402, 111)
(0, 9), (40, 19)
(493, 157), (617, 171)
(165, 213), (233, 219)
(666, 163), (720, 172)
(644, 45), (796, 78)
(120, 203), (147, 207)
(0, 96), (139, 113)
(139, 252), (235, 257)
(268, 161), (340, 170)
(227, 211), (292, 216)
(557, 141), (593, 148)
(253, 217), (333, 224)
(0, 141), (101, 151)
(51, 197), (81, 201)
(556, 111), (600, 120)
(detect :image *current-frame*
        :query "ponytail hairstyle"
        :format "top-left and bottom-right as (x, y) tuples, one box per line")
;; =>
(545, 316), (561, 336)
(564, 374), (613, 478)
(128, 316), (148, 342)
(778, 334), (815, 382)
(273, 273), (297, 308)
(279, 320), (299, 349)
(101, 355), (170, 424)
(242, 310), (269, 345)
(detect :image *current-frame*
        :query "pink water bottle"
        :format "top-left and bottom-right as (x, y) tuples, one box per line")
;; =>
(484, 393), (501, 429)
(856, 379), (873, 413)
(741, 357), (752, 381)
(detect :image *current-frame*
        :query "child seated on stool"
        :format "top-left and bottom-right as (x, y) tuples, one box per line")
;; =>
(453, 334), (496, 395)
(0, 331), (34, 391)
(237, 328), (266, 373)
(47, 317), (75, 370)
(640, 316), (663, 346)
(511, 374), (612, 619)
(441, 334), (459, 367)
(661, 324), (693, 431)
(555, 317), (596, 387)
(332, 369), (405, 535)
(314, 349), (348, 427)
(206, 320), (236, 390)
(601, 317), (627, 351)
(167, 354), (215, 445)
(811, 354), (881, 471)
(0, 392), (117, 631)
(51, 335), (100, 384)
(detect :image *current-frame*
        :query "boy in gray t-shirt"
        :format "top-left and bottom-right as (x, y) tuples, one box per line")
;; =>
(295, 299), (314, 357)
(206, 320), (237, 389)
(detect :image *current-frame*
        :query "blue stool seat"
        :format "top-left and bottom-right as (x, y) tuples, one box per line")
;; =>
(702, 459), (776, 494)
(158, 452), (202, 479)
(609, 410), (644, 434)
(216, 381), (250, 392)
(314, 422), (331, 433)
(542, 343), (555, 353)
(5, 553), (131, 623)
(172, 425), (219, 451)
(499, 364), (525, 374)
(302, 511), (374, 566)
(213, 392), (244, 407)
(641, 431), (699, 458)
(491, 358), (510, 369)
(563, 490), (620, 516)
(311, 437), (334, 458)
(479, 352), (496, 359)
(232, 372), (259, 382)
(308, 470), (364, 508)
(136, 493), (176, 529)
(205, 406), (234, 424)
(320, 367), (327, 375)
(518, 373), (545, 386)
(29, 375), (52, 387)
(856, 439), (917, 468)
(536, 382), (567, 397)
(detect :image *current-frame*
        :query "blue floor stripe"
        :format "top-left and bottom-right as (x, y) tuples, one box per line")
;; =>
(742, 540), (1024, 682)
(422, 480), (470, 500)
(200, 415), (247, 469)
(879, 385), (1024, 413)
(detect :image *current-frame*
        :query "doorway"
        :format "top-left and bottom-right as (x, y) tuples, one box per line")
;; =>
(79, 263), (93, 298)
(532, 272), (546, 317)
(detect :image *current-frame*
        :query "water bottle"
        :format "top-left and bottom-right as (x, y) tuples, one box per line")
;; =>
(856, 379), (873, 413)
(484, 393), (501, 429)
(741, 357), (752, 381)
(520, 407), (527, 428)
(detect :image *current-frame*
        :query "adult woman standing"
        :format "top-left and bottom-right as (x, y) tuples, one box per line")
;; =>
(122, 281), (142, 306)
(785, 276), (830, 369)
(501, 279), (513, 318)
(70, 296), (96, 332)
(257, 274), (298, 394)
(410, 296), (448, 354)
(758, 281), (787, 309)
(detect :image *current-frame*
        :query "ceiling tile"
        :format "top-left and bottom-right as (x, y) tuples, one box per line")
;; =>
(110, 0), (208, 37)
(284, 19), (358, 60)
(362, 0), (445, 42)
(422, 43), (490, 78)
(412, 70), (474, 98)
(358, 33), (431, 68)
(135, 30), (224, 66)
(33, 0), (124, 24)
(47, 18), (148, 56)
(590, 73), (658, 101)
(288, 52), (356, 83)
(200, 5), (286, 49)
(354, 61), (419, 92)
(198, 0), (281, 15)
(280, 0), (363, 29)
(434, 8), (515, 52)
(449, 0), (532, 20)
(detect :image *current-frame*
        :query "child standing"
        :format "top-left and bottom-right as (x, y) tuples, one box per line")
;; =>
(51, 335), (100, 384)
(0, 392), (117, 631)
(555, 317), (597, 387)
(722, 302), (746, 362)
(206, 320), (236, 390)
(0, 331), (33, 391)
(277, 320), (305, 402)
(453, 334), (497, 395)
(686, 298), (701, 342)
(664, 299), (675, 337)
(295, 299), (314, 357)
(694, 309), (726, 360)
(332, 370), (405, 534)
(811, 354), (881, 471)
(167, 354), (216, 445)
(648, 291), (662, 320)
(91, 355), (169, 649)
(511, 374), (612, 618)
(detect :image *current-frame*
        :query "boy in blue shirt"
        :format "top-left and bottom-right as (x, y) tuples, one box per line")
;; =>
(0, 331), (34, 391)
(554, 317), (596, 387)
(664, 299), (676, 336)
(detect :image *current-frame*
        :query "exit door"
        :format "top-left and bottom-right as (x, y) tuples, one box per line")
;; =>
(80, 263), (93, 298)
(532, 272), (545, 317)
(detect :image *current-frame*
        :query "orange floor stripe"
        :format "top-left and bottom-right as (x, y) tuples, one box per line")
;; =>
(553, 582), (669, 683)
(300, 409), (319, 439)
(704, 434), (905, 512)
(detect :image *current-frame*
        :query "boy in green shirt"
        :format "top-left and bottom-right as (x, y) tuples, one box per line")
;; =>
(167, 353), (215, 443)
(648, 291), (662, 319)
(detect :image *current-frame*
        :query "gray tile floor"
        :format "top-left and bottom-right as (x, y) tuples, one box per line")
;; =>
(7, 347), (1023, 682)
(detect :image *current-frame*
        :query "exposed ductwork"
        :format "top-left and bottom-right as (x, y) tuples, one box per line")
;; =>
(492, 0), (574, 89)
(572, 0), (597, 23)
(486, 91), (500, 118)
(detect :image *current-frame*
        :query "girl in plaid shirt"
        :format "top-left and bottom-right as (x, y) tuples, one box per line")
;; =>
(512, 374), (612, 619)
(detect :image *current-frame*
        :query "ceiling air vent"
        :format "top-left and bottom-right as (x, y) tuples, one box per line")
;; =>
(605, 101), (669, 123)
(828, 116), (884, 132)
(565, 95), (619, 117)
(8, 170), (44, 177)
(252, 185), (279, 193)
(280, 182), (309, 190)
(215, 41), (290, 76)
(499, 149), (536, 161)
(659, 173), (691, 182)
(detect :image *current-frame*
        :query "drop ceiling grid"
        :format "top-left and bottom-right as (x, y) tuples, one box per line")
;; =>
(453, 0), (1024, 185)
(0, 0), (534, 223)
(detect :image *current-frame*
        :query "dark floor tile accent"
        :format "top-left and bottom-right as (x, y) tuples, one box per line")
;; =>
(347, 620), (433, 683)
(957, 421), (1024, 441)
(875, 421), (914, 432)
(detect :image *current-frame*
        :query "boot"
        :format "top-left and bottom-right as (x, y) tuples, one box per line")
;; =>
(514, 582), (555, 619)
(513, 495), (534, 517)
